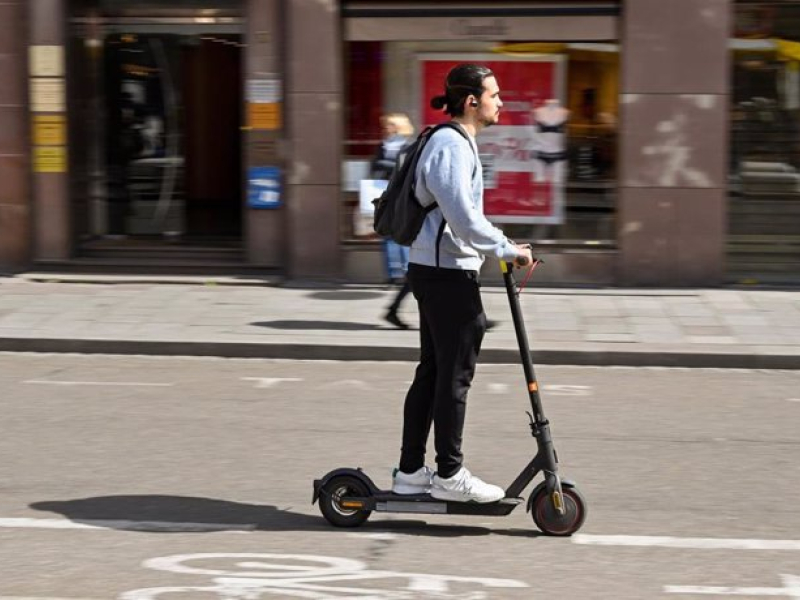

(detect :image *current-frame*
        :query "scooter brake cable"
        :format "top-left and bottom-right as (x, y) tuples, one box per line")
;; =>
(516, 259), (541, 295)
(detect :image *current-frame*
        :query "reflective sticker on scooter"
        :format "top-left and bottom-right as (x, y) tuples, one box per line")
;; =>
(528, 382), (538, 392)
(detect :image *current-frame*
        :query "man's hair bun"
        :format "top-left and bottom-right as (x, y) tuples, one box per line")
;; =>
(430, 95), (447, 110)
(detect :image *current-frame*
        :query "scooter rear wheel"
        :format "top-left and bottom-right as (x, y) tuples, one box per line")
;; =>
(319, 475), (372, 528)
(531, 485), (587, 536)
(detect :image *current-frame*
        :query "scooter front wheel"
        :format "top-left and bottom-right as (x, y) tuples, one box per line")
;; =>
(318, 475), (372, 528)
(531, 484), (587, 536)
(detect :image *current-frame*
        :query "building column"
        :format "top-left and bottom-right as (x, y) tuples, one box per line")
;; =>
(245, 0), (286, 268)
(618, 0), (731, 285)
(0, 1), (30, 269)
(284, 0), (343, 279)
(29, 0), (71, 261)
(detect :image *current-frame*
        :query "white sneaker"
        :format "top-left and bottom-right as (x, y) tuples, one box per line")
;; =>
(392, 466), (434, 495)
(431, 467), (505, 503)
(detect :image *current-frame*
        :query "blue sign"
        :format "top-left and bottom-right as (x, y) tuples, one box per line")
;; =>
(248, 166), (282, 209)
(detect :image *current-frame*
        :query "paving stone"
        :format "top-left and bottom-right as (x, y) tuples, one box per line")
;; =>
(584, 333), (637, 343)
(682, 326), (731, 336)
(687, 336), (737, 345)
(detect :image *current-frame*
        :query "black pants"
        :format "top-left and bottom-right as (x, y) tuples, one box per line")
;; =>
(387, 280), (411, 313)
(399, 263), (487, 479)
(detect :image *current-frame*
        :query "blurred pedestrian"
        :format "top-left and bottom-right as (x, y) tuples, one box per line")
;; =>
(371, 113), (415, 329)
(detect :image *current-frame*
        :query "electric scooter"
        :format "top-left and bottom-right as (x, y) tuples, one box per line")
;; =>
(313, 258), (587, 536)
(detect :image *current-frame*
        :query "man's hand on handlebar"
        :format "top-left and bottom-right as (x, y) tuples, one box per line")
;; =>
(512, 244), (534, 268)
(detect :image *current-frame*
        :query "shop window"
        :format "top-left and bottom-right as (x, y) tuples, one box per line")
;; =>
(729, 2), (800, 282)
(342, 41), (619, 247)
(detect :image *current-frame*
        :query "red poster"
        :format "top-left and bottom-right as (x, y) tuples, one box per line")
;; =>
(420, 55), (566, 224)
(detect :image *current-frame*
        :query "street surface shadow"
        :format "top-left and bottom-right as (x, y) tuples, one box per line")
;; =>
(251, 320), (384, 331)
(306, 290), (385, 301)
(30, 495), (542, 538)
(361, 519), (545, 539)
(30, 495), (326, 533)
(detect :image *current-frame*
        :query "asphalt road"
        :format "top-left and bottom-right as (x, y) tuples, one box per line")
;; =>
(1, 352), (799, 599)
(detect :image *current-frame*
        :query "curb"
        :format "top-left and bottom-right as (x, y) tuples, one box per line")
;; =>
(13, 273), (285, 287)
(1, 337), (799, 369)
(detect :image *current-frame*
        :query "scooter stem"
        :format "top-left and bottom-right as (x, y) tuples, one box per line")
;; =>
(500, 261), (547, 425)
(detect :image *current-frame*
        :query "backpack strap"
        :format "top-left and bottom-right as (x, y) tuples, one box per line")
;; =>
(435, 219), (447, 269)
(425, 122), (474, 269)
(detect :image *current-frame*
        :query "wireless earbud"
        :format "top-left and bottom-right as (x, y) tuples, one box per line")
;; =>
(469, 100), (479, 107)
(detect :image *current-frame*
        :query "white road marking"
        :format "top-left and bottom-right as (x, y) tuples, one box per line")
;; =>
(665, 574), (800, 597)
(22, 380), (172, 387)
(0, 597), (103, 600)
(5, 519), (800, 554)
(120, 552), (528, 599)
(0, 517), (254, 533)
(327, 379), (371, 389)
(347, 533), (399, 541)
(487, 383), (509, 394)
(788, 398), (800, 403)
(240, 377), (302, 389)
(665, 587), (789, 596)
(486, 383), (593, 396)
(544, 384), (593, 396)
(574, 534), (800, 551)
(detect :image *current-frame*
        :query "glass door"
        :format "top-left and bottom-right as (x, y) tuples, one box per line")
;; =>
(68, 3), (244, 248)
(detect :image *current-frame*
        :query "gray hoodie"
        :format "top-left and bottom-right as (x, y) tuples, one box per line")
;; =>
(409, 124), (519, 271)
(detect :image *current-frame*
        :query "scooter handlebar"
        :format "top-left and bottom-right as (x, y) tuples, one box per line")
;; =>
(504, 252), (542, 270)
(509, 243), (538, 269)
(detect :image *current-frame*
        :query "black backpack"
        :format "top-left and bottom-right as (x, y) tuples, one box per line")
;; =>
(372, 123), (469, 246)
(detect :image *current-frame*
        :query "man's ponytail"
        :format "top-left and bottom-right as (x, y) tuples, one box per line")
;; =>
(430, 95), (447, 111)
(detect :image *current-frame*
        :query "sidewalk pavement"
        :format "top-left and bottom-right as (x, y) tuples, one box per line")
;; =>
(1, 272), (800, 369)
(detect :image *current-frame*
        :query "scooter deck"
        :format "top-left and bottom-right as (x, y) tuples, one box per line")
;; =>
(348, 491), (524, 516)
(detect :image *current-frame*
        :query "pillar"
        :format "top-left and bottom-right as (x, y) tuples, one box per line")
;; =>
(29, 0), (71, 261)
(284, 0), (343, 279)
(0, 0), (30, 268)
(619, 0), (731, 285)
(245, 0), (286, 268)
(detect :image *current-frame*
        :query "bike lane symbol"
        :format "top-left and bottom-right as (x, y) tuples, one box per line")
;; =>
(119, 552), (529, 599)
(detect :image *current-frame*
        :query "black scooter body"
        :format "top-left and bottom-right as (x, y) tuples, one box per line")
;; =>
(313, 260), (587, 535)
(313, 467), (579, 517)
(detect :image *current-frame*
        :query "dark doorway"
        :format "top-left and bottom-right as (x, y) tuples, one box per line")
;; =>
(102, 32), (243, 240)
(182, 35), (243, 237)
(68, 3), (245, 258)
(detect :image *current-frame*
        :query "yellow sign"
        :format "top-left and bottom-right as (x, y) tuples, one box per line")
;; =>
(29, 45), (64, 77)
(775, 38), (800, 62)
(493, 42), (567, 55)
(248, 102), (282, 130)
(30, 78), (65, 112)
(34, 146), (67, 173)
(32, 115), (66, 145)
